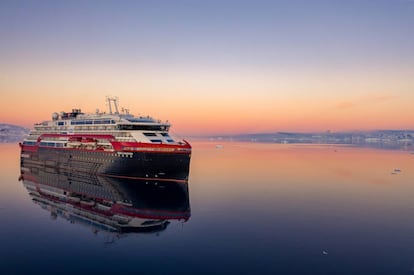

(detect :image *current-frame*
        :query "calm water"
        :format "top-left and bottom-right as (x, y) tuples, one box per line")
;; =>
(1, 141), (414, 275)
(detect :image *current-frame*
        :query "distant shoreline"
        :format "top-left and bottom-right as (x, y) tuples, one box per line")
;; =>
(189, 130), (414, 151)
(0, 123), (30, 143)
(2, 122), (414, 150)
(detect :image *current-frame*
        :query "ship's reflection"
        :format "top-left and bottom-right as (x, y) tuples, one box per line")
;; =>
(19, 163), (190, 235)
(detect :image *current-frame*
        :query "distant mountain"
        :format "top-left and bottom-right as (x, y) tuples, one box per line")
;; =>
(0, 123), (29, 143)
(208, 130), (414, 150)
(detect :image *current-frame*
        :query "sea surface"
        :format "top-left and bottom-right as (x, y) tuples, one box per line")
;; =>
(1, 141), (414, 275)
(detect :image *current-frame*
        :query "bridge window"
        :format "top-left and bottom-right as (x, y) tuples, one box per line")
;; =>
(118, 125), (168, 131)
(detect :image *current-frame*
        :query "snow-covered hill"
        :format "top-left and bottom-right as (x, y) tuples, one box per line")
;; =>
(0, 123), (29, 143)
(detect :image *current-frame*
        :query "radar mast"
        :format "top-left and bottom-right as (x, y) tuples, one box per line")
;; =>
(106, 96), (119, 114)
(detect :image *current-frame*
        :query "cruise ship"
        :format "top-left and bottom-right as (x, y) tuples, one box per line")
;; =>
(20, 97), (191, 181)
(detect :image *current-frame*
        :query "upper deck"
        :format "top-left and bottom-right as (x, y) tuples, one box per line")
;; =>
(25, 97), (179, 145)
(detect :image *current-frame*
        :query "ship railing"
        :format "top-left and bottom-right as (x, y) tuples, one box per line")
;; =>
(37, 134), (117, 143)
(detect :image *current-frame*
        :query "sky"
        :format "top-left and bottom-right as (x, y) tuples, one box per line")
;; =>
(0, 0), (413, 136)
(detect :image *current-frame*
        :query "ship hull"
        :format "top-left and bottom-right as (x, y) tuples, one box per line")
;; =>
(21, 146), (191, 181)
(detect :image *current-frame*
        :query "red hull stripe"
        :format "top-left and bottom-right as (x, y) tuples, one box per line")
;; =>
(21, 145), (191, 155)
(26, 134), (192, 153)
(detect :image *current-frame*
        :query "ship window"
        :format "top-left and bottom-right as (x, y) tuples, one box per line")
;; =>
(127, 118), (154, 123)
(160, 133), (169, 137)
(92, 119), (110, 124)
(71, 120), (84, 125)
(167, 139), (174, 143)
(143, 132), (157, 136)
(57, 121), (64, 126)
(150, 139), (162, 143)
(118, 124), (168, 131)
(40, 142), (56, 147)
(23, 141), (36, 145)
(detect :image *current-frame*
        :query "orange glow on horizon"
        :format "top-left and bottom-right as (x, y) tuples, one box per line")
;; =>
(1, 67), (413, 135)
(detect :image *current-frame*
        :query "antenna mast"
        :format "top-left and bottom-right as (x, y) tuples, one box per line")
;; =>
(106, 96), (119, 115)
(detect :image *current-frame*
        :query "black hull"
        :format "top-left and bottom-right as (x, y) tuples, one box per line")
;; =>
(21, 147), (191, 181)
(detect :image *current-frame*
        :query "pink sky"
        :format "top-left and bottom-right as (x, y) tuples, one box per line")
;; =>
(1, 1), (413, 135)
